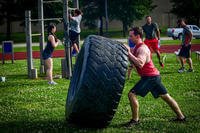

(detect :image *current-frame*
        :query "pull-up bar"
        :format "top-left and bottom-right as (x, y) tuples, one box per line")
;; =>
(69, 7), (76, 11)
(43, 0), (62, 3)
(31, 33), (41, 37)
(42, 0), (72, 4)
(31, 18), (63, 22)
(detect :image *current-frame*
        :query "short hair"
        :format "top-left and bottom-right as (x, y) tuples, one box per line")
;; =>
(74, 9), (82, 15)
(145, 15), (151, 19)
(177, 18), (186, 24)
(129, 27), (143, 38)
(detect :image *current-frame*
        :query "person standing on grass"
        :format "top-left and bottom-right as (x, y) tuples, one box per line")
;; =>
(124, 27), (185, 127)
(177, 19), (194, 73)
(69, 9), (82, 55)
(42, 24), (60, 85)
(142, 16), (164, 67)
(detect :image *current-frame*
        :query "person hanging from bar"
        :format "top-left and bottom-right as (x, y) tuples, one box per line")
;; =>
(69, 9), (82, 56)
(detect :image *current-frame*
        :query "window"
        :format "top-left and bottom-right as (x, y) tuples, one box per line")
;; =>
(193, 26), (199, 31)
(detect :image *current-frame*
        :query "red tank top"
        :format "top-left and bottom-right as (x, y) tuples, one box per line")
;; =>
(133, 43), (160, 77)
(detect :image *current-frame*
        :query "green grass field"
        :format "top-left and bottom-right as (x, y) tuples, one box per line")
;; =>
(0, 54), (200, 132)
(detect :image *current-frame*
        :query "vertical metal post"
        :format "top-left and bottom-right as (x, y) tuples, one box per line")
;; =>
(63, 0), (72, 78)
(25, 11), (33, 78)
(73, 0), (79, 8)
(38, 0), (45, 74)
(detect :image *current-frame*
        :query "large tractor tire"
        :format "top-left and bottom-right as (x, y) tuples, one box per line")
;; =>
(66, 35), (128, 127)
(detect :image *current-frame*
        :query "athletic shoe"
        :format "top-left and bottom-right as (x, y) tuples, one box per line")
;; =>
(178, 67), (185, 73)
(159, 62), (164, 68)
(187, 68), (194, 72)
(125, 119), (140, 127)
(162, 55), (167, 64)
(48, 81), (57, 85)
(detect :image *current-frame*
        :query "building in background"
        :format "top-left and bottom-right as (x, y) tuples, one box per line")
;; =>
(0, 0), (177, 33)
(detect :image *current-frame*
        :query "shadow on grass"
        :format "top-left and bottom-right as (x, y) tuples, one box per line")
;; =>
(0, 120), (106, 133)
(4, 74), (28, 80)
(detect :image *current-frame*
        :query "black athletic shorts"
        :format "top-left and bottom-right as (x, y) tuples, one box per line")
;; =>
(130, 76), (167, 98)
(178, 44), (191, 58)
(69, 30), (79, 45)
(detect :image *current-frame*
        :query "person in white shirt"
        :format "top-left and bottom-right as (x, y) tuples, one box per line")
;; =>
(69, 9), (82, 54)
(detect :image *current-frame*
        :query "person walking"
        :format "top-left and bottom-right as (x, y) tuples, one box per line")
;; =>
(142, 16), (164, 67)
(177, 19), (193, 73)
(124, 27), (185, 127)
(42, 24), (60, 85)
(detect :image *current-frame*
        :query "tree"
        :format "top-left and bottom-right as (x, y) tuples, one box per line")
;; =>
(109, 0), (155, 37)
(0, 0), (64, 39)
(170, 0), (200, 26)
(80, 0), (105, 35)
(0, 0), (36, 39)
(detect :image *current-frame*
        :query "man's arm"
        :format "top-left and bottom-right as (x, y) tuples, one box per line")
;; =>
(156, 29), (160, 40)
(49, 35), (59, 48)
(154, 23), (160, 40)
(127, 47), (147, 68)
(187, 29), (193, 43)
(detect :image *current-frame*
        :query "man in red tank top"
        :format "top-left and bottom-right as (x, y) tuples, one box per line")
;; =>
(124, 27), (185, 127)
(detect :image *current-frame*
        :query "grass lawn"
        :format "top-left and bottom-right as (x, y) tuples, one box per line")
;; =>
(0, 53), (200, 132)
(161, 39), (200, 45)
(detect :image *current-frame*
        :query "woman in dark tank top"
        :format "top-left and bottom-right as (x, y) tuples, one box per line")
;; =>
(42, 24), (60, 85)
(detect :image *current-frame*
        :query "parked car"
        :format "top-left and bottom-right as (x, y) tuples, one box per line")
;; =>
(167, 25), (200, 40)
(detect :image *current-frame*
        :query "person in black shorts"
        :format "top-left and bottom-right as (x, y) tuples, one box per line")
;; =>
(124, 27), (186, 127)
(69, 9), (82, 55)
(42, 24), (60, 85)
(177, 19), (193, 73)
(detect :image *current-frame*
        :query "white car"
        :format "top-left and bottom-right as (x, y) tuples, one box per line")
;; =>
(167, 25), (200, 40)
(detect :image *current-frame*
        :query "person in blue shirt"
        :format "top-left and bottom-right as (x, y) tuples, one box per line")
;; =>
(42, 24), (60, 85)
(127, 38), (136, 79)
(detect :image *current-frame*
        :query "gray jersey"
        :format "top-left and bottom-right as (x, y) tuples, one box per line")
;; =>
(142, 23), (159, 39)
(70, 15), (82, 33)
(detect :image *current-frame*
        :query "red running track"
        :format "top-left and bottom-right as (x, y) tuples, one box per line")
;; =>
(0, 45), (200, 60)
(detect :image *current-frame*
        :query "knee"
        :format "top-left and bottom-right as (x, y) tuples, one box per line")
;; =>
(160, 93), (171, 101)
(128, 91), (137, 100)
(128, 91), (133, 99)
(46, 66), (53, 71)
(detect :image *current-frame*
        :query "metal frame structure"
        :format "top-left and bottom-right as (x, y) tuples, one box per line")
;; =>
(25, 11), (34, 78)
(25, 0), (79, 79)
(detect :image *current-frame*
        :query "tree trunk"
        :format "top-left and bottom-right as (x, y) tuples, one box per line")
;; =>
(197, 17), (200, 26)
(6, 1), (11, 40)
(6, 14), (11, 40)
(99, 16), (103, 36)
(122, 22), (128, 37)
(104, 0), (108, 36)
